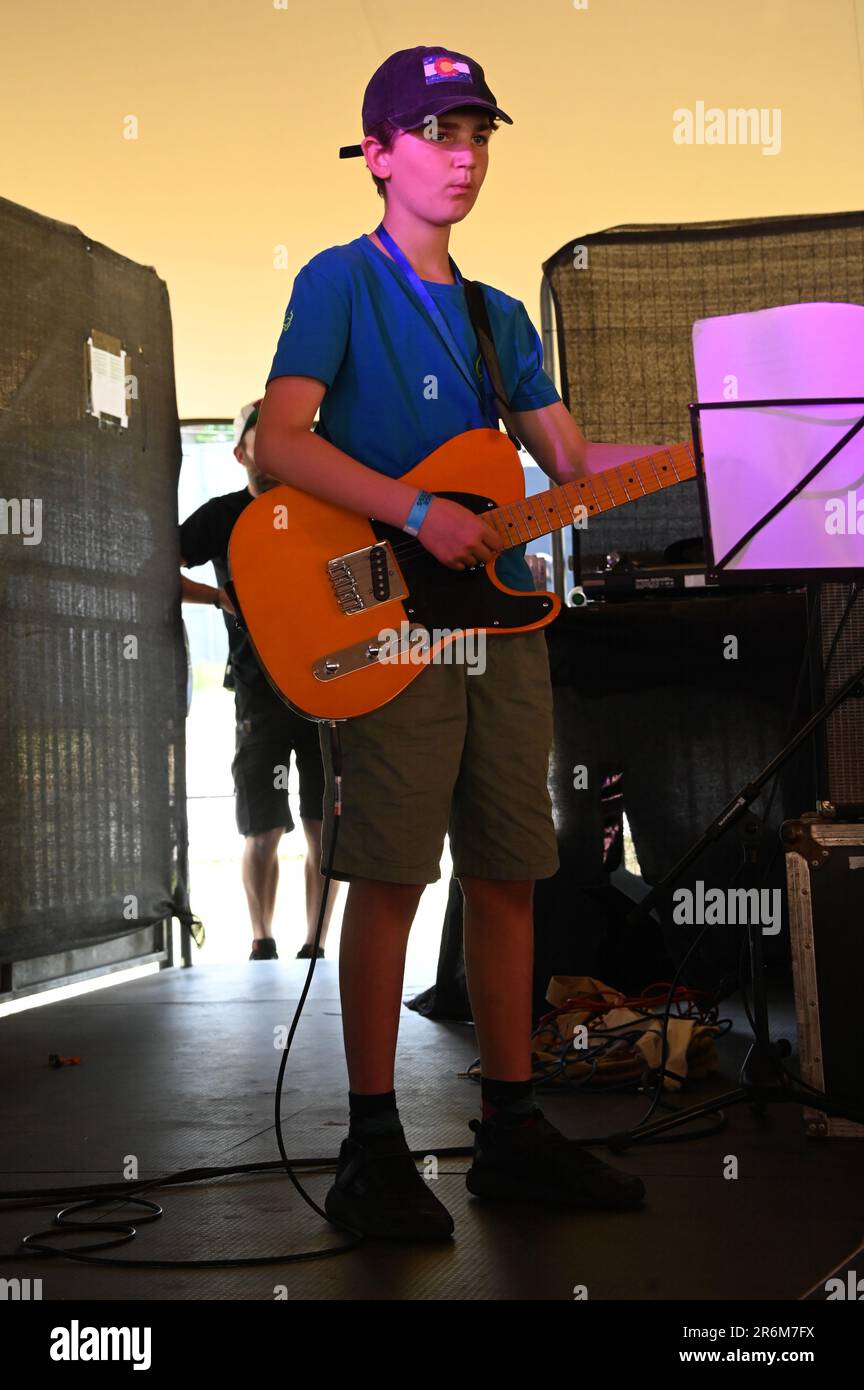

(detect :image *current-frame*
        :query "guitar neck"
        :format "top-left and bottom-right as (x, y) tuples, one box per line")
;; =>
(485, 442), (696, 550)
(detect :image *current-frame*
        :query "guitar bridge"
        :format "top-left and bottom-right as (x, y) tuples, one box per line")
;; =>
(327, 542), (407, 614)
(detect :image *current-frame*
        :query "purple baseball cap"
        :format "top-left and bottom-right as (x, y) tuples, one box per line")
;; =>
(339, 45), (513, 158)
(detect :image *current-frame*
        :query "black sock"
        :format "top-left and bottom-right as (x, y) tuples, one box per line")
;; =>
(348, 1089), (402, 1137)
(481, 1076), (536, 1123)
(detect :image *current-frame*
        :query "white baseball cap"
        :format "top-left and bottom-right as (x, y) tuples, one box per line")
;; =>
(233, 399), (262, 448)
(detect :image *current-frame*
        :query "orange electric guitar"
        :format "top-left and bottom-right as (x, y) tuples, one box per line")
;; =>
(227, 427), (695, 721)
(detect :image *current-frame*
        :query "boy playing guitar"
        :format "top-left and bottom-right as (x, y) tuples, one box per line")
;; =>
(255, 45), (651, 1240)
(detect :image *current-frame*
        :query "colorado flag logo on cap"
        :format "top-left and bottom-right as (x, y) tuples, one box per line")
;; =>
(424, 54), (471, 84)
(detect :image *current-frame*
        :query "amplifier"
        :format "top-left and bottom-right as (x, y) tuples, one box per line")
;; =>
(783, 816), (864, 1138)
(813, 584), (864, 816)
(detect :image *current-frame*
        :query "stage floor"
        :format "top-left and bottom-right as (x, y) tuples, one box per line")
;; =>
(0, 959), (860, 1301)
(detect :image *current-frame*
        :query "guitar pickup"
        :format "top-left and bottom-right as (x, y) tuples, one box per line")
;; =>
(369, 544), (390, 602)
(327, 542), (408, 614)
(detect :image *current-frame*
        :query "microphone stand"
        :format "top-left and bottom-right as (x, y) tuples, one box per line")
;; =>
(617, 397), (864, 1143)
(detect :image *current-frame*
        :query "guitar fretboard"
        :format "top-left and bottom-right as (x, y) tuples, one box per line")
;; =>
(486, 442), (696, 549)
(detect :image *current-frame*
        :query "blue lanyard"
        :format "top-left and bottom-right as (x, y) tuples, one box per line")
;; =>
(374, 221), (498, 427)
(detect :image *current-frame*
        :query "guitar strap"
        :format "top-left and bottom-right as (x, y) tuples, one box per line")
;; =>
(462, 278), (525, 454)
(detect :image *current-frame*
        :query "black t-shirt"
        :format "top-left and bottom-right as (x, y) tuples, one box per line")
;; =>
(179, 488), (266, 696)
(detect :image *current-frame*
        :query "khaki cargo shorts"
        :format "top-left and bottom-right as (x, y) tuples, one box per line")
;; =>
(317, 629), (560, 885)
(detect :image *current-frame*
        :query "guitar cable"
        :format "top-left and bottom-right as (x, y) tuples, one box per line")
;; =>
(1, 719), (381, 1267)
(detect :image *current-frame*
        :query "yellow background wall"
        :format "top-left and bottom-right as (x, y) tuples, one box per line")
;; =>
(2, 0), (862, 418)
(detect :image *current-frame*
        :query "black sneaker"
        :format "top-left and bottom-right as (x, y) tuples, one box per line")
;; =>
(249, 937), (278, 961)
(296, 943), (324, 960)
(466, 1108), (645, 1211)
(325, 1125), (455, 1242)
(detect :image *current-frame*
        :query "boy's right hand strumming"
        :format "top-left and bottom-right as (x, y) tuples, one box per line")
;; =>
(409, 494), (505, 571)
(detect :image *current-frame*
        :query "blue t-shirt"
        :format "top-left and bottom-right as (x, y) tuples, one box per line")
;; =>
(265, 233), (560, 592)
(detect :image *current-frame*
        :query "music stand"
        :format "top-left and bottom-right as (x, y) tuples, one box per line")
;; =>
(622, 301), (864, 1143)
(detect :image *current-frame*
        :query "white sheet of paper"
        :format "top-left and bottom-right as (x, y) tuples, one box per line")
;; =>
(692, 302), (864, 571)
(88, 339), (129, 427)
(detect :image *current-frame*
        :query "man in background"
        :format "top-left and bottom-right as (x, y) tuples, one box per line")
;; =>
(179, 402), (340, 960)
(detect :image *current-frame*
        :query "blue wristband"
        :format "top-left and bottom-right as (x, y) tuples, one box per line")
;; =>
(403, 488), (434, 537)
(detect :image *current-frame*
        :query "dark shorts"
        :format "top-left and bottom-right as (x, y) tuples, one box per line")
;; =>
(231, 683), (326, 837)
